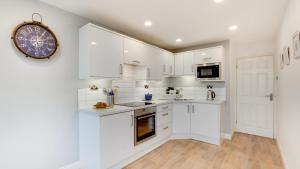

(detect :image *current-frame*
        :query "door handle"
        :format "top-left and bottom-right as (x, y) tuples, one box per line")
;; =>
(265, 93), (274, 101)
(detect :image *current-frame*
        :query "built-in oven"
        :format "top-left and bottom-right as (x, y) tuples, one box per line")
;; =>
(196, 62), (223, 81)
(134, 106), (156, 145)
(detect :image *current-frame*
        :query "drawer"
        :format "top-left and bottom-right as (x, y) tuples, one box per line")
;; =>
(157, 104), (171, 112)
(157, 123), (171, 141)
(157, 111), (171, 126)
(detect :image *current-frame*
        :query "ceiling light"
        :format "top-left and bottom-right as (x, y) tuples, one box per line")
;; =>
(91, 41), (97, 45)
(214, 0), (224, 3)
(144, 21), (152, 27)
(124, 50), (129, 53)
(176, 38), (182, 43)
(201, 53), (207, 56)
(229, 25), (238, 31)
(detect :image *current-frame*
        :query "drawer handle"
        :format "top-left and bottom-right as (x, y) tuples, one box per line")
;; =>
(163, 126), (169, 130)
(162, 106), (169, 110)
(162, 113), (168, 116)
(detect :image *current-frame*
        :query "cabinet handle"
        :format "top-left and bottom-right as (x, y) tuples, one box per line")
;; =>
(132, 60), (141, 64)
(119, 64), (123, 75)
(187, 104), (190, 113)
(162, 106), (169, 110)
(192, 105), (195, 113)
(131, 115), (134, 126)
(192, 64), (194, 72)
(162, 113), (168, 116)
(170, 65), (172, 74)
(163, 64), (166, 73)
(163, 126), (169, 130)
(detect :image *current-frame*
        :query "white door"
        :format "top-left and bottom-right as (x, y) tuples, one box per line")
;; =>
(237, 56), (274, 138)
(183, 52), (195, 75)
(172, 103), (191, 136)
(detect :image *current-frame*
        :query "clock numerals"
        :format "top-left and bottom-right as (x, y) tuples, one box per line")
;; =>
(13, 23), (57, 59)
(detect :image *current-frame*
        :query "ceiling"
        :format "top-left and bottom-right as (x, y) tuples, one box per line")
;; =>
(40, 0), (288, 50)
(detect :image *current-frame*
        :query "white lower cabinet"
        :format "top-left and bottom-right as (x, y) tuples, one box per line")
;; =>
(100, 111), (134, 169)
(172, 102), (223, 145)
(172, 103), (191, 137)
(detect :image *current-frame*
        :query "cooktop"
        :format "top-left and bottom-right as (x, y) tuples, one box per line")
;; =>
(117, 102), (153, 107)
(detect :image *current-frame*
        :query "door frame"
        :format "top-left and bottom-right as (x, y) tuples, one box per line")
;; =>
(235, 55), (275, 138)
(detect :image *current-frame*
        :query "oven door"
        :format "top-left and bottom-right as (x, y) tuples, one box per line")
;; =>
(196, 63), (221, 80)
(135, 113), (156, 145)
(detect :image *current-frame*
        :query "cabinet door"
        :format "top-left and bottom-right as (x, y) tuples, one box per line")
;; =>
(168, 52), (174, 76)
(183, 52), (195, 75)
(100, 111), (134, 169)
(161, 50), (170, 75)
(174, 53), (184, 76)
(194, 46), (224, 64)
(80, 24), (123, 79)
(146, 46), (163, 80)
(123, 38), (147, 66)
(172, 103), (191, 135)
(191, 104), (220, 140)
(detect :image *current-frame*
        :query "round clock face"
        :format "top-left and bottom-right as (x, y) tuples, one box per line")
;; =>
(12, 22), (58, 59)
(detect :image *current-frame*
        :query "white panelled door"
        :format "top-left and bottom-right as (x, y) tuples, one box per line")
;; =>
(237, 56), (274, 138)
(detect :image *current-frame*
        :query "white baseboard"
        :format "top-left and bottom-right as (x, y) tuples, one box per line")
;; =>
(276, 138), (290, 169)
(221, 133), (232, 140)
(58, 161), (81, 169)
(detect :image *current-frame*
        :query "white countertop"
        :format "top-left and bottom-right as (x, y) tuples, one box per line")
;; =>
(79, 99), (226, 117)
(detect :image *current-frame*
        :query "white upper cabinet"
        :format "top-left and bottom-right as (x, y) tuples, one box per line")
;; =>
(123, 37), (147, 66)
(79, 24), (123, 79)
(145, 45), (164, 80)
(161, 50), (174, 76)
(174, 53), (184, 76)
(183, 52), (195, 75)
(194, 46), (224, 64)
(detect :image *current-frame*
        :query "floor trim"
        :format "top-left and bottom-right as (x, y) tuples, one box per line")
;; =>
(57, 161), (80, 169)
(221, 133), (232, 140)
(276, 138), (290, 169)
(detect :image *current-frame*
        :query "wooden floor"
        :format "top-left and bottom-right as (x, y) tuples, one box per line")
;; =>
(124, 133), (284, 169)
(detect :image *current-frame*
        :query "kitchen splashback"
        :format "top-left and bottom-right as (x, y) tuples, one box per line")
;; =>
(78, 78), (226, 109)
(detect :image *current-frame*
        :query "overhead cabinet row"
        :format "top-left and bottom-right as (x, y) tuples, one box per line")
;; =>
(174, 46), (225, 78)
(79, 23), (174, 80)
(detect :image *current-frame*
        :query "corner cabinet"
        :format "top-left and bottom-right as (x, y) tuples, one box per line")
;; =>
(172, 102), (225, 145)
(79, 24), (124, 79)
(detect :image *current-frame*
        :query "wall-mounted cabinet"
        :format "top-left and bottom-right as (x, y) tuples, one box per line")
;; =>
(79, 24), (124, 79)
(123, 37), (147, 66)
(183, 52), (195, 75)
(174, 53), (184, 76)
(194, 46), (224, 64)
(79, 23), (175, 80)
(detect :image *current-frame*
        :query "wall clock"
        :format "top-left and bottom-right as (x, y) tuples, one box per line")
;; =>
(11, 13), (59, 59)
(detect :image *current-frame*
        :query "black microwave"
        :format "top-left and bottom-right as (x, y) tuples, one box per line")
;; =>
(196, 62), (222, 81)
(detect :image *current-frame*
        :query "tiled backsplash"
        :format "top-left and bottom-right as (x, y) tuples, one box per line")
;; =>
(78, 66), (226, 109)
(78, 79), (226, 109)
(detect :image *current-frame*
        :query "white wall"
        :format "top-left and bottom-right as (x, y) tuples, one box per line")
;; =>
(0, 0), (88, 169)
(276, 0), (300, 168)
